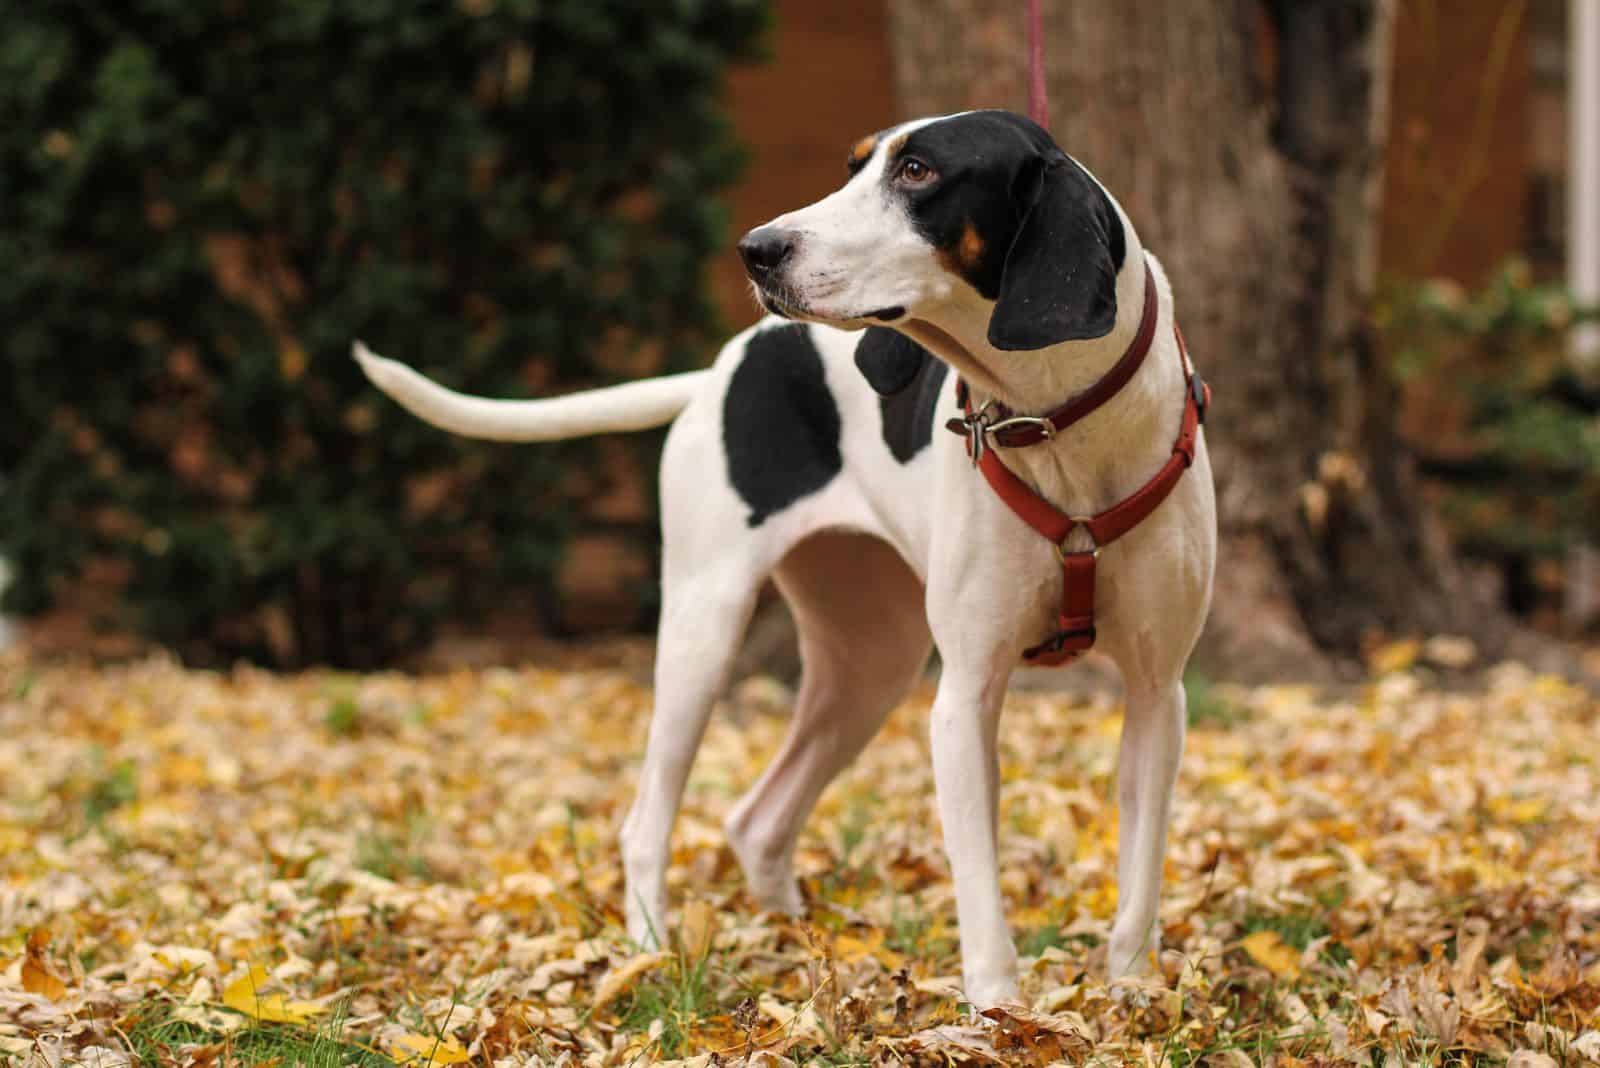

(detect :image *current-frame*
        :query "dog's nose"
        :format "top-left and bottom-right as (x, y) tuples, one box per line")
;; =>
(737, 227), (796, 279)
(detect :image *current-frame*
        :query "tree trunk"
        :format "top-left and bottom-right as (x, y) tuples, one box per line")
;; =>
(885, 0), (1479, 678)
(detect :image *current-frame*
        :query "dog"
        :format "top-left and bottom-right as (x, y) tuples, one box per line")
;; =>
(354, 109), (1216, 1009)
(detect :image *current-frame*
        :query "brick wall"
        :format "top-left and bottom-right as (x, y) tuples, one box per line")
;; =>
(1381, 2), (1532, 285)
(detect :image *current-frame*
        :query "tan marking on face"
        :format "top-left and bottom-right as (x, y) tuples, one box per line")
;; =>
(936, 220), (986, 279)
(957, 221), (984, 269)
(884, 133), (909, 158)
(849, 136), (878, 166)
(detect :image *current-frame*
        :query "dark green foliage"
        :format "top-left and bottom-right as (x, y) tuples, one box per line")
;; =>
(0, 1), (769, 666)
(1379, 261), (1600, 614)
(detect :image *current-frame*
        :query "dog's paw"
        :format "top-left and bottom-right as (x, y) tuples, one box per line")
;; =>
(1106, 928), (1159, 982)
(961, 974), (1021, 1013)
(753, 879), (806, 918)
(1108, 978), (1154, 1009)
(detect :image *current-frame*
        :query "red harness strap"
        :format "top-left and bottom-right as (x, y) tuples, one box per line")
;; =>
(947, 263), (1210, 665)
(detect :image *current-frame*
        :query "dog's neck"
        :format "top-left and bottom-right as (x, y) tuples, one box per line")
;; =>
(899, 233), (1186, 510)
(903, 232), (1168, 418)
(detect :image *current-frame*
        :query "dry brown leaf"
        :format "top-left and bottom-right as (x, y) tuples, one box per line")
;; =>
(1507, 1052), (1560, 1068)
(679, 899), (716, 961)
(21, 929), (68, 1001)
(978, 1003), (1093, 1064)
(1205, 1052), (1255, 1068)
(3, 651), (1599, 1066)
(591, 950), (670, 1010)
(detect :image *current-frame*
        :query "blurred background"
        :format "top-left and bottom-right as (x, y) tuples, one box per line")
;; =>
(1, 0), (1596, 681)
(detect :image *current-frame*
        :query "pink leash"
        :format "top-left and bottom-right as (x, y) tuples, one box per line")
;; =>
(1027, 0), (1050, 128)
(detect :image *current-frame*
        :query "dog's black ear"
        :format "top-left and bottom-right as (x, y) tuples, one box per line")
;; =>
(854, 327), (931, 396)
(986, 155), (1122, 351)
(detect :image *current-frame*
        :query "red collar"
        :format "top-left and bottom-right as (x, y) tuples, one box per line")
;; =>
(945, 256), (1210, 666)
(946, 259), (1161, 458)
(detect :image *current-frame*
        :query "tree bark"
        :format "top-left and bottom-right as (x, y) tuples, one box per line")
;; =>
(884, 0), (1479, 678)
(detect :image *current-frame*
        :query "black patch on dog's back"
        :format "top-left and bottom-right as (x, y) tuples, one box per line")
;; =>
(723, 324), (842, 527)
(878, 346), (949, 464)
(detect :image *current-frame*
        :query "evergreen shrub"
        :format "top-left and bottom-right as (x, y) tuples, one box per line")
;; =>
(0, 0), (769, 666)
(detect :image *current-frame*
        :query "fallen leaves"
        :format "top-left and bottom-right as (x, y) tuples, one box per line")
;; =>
(1238, 929), (1301, 979)
(591, 950), (671, 1009)
(21, 928), (68, 1001)
(220, 965), (323, 1024)
(387, 1032), (471, 1066)
(0, 649), (1596, 1065)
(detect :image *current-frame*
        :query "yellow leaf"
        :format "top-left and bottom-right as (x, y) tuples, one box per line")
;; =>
(1368, 638), (1421, 676)
(678, 899), (716, 961)
(1501, 798), (1547, 824)
(22, 955), (68, 1000)
(834, 930), (905, 971)
(221, 965), (323, 1024)
(1240, 930), (1301, 979)
(592, 950), (670, 1010)
(22, 928), (68, 1001)
(388, 1033), (470, 1066)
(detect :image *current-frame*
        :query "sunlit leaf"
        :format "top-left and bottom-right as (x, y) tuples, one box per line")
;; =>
(1240, 931), (1302, 979)
(221, 965), (322, 1024)
(388, 1033), (470, 1066)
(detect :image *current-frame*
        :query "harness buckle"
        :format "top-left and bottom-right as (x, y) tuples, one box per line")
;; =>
(986, 414), (1056, 446)
(953, 401), (997, 467)
(1190, 375), (1209, 424)
(951, 407), (1059, 466)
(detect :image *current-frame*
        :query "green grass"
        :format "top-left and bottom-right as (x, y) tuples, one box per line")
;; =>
(1515, 918), (1553, 969)
(836, 794), (876, 867)
(83, 757), (138, 825)
(323, 694), (362, 737)
(122, 1002), (395, 1068)
(1185, 672), (1247, 728)
(354, 813), (433, 882)
(1018, 923), (1098, 959)
(883, 896), (958, 961)
(1240, 910), (1329, 951)
(1240, 898), (1354, 968)
(615, 951), (723, 1059)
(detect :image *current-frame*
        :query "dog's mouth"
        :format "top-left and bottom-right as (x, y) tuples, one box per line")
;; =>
(754, 288), (807, 321)
(754, 287), (906, 327)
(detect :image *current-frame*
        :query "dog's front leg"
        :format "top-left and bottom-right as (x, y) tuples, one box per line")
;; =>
(1107, 678), (1186, 979)
(929, 661), (1020, 1009)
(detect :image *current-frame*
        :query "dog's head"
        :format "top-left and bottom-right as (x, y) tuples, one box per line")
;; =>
(737, 110), (1128, 390)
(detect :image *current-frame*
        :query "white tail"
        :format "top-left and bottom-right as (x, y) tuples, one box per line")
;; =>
(352, 341), (707, 442)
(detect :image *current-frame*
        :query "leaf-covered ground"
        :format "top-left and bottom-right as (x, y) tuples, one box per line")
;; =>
(2, 648), (1598, 1066)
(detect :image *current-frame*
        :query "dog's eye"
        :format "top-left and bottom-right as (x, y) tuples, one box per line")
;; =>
(895, 158), (936, 186)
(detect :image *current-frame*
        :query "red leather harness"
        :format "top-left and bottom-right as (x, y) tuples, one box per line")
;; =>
(945, 258), (1210, 666)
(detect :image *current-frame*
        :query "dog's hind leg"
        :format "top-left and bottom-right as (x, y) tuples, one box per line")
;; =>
(1106, 677), (1186, 979)
(620, 556), (763, 950)
(725, 531), (930, 915)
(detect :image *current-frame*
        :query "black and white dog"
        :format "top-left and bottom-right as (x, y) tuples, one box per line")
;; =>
(355, 110), (1216, 1008)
